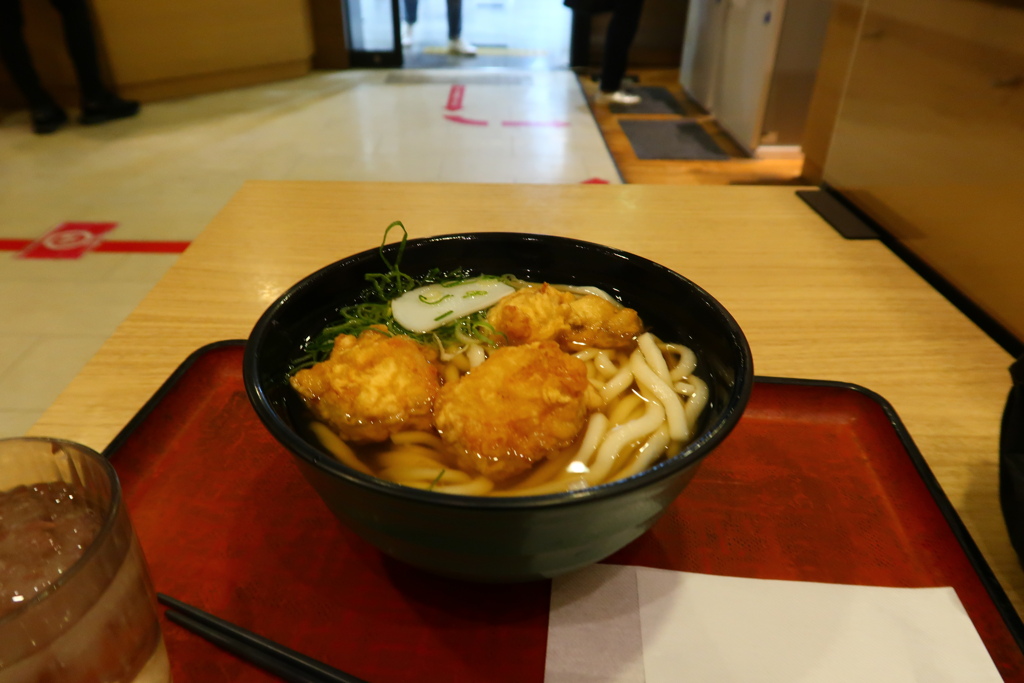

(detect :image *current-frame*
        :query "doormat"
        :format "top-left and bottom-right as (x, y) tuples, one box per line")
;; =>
(609, 86), (685, 115)
(619, 120), (731, 160)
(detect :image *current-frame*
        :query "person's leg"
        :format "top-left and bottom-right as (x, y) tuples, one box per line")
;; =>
(568, 9), (592, 69)
(403, 0), (418, 24)
(48, 0), (139, 124)
(446, 0), (475, 55)
(598, 0), (645, 95)
(401, 0), (417, 47)
(48, 0), (105, 99)
(446, 0), (461, 39)
(0, 0), (48, 104)
(0, 0), (68, 133)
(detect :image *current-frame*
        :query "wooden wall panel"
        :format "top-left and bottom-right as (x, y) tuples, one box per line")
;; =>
(0, 0), (314, 108)
(821, 0), (1024, 346)
(800, 0), (866, 184)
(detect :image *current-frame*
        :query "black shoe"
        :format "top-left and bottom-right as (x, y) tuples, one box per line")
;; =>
(30, 102), (69, 135)
(79, 93), (140, 125)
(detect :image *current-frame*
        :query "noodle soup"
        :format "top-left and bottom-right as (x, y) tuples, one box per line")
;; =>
(290, 273), (708, 496)
(245, 229), (754, 580)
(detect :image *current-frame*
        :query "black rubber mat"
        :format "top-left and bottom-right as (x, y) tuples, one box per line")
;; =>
(609, 86), (685, 115)
(619, 120), (731, 160)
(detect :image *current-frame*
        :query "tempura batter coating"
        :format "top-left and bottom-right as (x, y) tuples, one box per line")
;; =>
(487, 284), (643, 351)
(563, 294), (643, 350)
(434, 341), (593, 481)
(290, 329), (440, 443)
(486, 284), (574, 346)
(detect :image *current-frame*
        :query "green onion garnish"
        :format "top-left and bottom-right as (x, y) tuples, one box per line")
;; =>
(288, 221), (513, 374)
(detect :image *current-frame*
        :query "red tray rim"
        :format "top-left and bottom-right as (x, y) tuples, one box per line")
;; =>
(101, 339), (1024, 658)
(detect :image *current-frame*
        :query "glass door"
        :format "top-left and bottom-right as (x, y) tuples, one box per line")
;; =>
(344, 0), (403, 67)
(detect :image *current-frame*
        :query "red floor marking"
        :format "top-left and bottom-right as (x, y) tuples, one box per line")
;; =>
(445, 85), (465, 111)
(443, 114), (488, 126)
(501, 120), (570, 127)
(19, 222), (117, 259)
(94, 240), (190, 254)
(2, 236), (190, 256)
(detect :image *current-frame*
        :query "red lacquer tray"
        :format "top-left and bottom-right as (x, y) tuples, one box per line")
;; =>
(104, 341), (1024, 682)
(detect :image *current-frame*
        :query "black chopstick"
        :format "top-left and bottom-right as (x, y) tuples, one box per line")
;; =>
(157, 593), (368, 683)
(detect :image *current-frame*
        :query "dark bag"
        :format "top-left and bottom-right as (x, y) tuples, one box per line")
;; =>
(563, 0), (618, 13)
(1000, 354), (1024, 567)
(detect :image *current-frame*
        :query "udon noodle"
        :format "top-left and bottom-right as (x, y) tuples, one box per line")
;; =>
(299, 314), (708, 497)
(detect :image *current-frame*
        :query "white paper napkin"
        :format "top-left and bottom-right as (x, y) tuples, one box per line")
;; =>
(545, 564), (1003, 683)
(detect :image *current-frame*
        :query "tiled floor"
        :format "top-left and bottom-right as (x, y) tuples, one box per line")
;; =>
(0, 67), (620, 437)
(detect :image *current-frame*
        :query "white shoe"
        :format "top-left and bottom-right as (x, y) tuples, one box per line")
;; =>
(448, 38), (477, 56)
(594, 90), (641, 106)
(401, 22), (413, 47)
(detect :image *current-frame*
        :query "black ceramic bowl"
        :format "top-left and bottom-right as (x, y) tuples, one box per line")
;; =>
(244, 233), (753, 582)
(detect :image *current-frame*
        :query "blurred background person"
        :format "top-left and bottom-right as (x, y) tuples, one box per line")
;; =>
(0, 0), (139, 134)
(565, 0), (646, 105)
(401, 0), (477, 56)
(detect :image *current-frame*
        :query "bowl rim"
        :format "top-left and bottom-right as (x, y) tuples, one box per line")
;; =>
(243, 231), (754, 510)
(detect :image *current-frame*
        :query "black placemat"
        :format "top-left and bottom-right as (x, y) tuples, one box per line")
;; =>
(619, 120), (731, 160)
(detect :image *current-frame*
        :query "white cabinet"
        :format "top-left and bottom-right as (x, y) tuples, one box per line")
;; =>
(680, 0), (831, 156)
(679, 0), (729, 111)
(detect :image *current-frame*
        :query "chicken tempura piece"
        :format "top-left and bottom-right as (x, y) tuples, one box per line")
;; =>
(433, 341), (596, 482)
(563, 294), (643, 350)
(485, 284), (574, 346)
(290, 329), (440, 443)
(487, 284), (643, 351)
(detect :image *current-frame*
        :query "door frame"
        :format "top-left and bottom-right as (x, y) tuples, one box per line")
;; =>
(344, 0), (404, 68)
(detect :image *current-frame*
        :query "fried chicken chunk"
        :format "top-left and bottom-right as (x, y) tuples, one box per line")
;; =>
(486, 284), (574, 346)
(563, 294), (644, 350)
(487, 284), (642, 351)
(289, 329), (440, 443)
(434, 341), (594, 482)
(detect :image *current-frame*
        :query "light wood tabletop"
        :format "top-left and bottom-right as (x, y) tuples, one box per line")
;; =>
(29, 180), (1022, 617)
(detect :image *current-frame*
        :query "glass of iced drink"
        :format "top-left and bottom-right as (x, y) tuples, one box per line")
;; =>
(0, 437), (171, 683)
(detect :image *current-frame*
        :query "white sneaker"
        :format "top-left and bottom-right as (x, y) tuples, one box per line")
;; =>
(448, 38), (477, 56)
(401, 22), (413, 47)
(593, 90), (641, 106)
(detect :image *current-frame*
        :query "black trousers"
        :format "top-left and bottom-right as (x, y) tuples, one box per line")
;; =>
(0, 0), (106, 106)
(599, 0), (645, 93)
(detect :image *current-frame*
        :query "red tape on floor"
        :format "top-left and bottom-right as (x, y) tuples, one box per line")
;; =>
(443, 114), (488, 126)
(94, 241), (190, 254)
(445, 85), (465, 111)
(2, 225), (190, 259)
(441, 85), (572, 130)
(18, 221), (117, 259)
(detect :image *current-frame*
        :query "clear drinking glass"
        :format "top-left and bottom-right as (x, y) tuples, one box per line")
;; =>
(0, 437), (171, 683)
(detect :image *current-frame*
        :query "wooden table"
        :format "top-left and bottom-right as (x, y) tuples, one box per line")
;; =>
(29, 180), (1022, 618)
